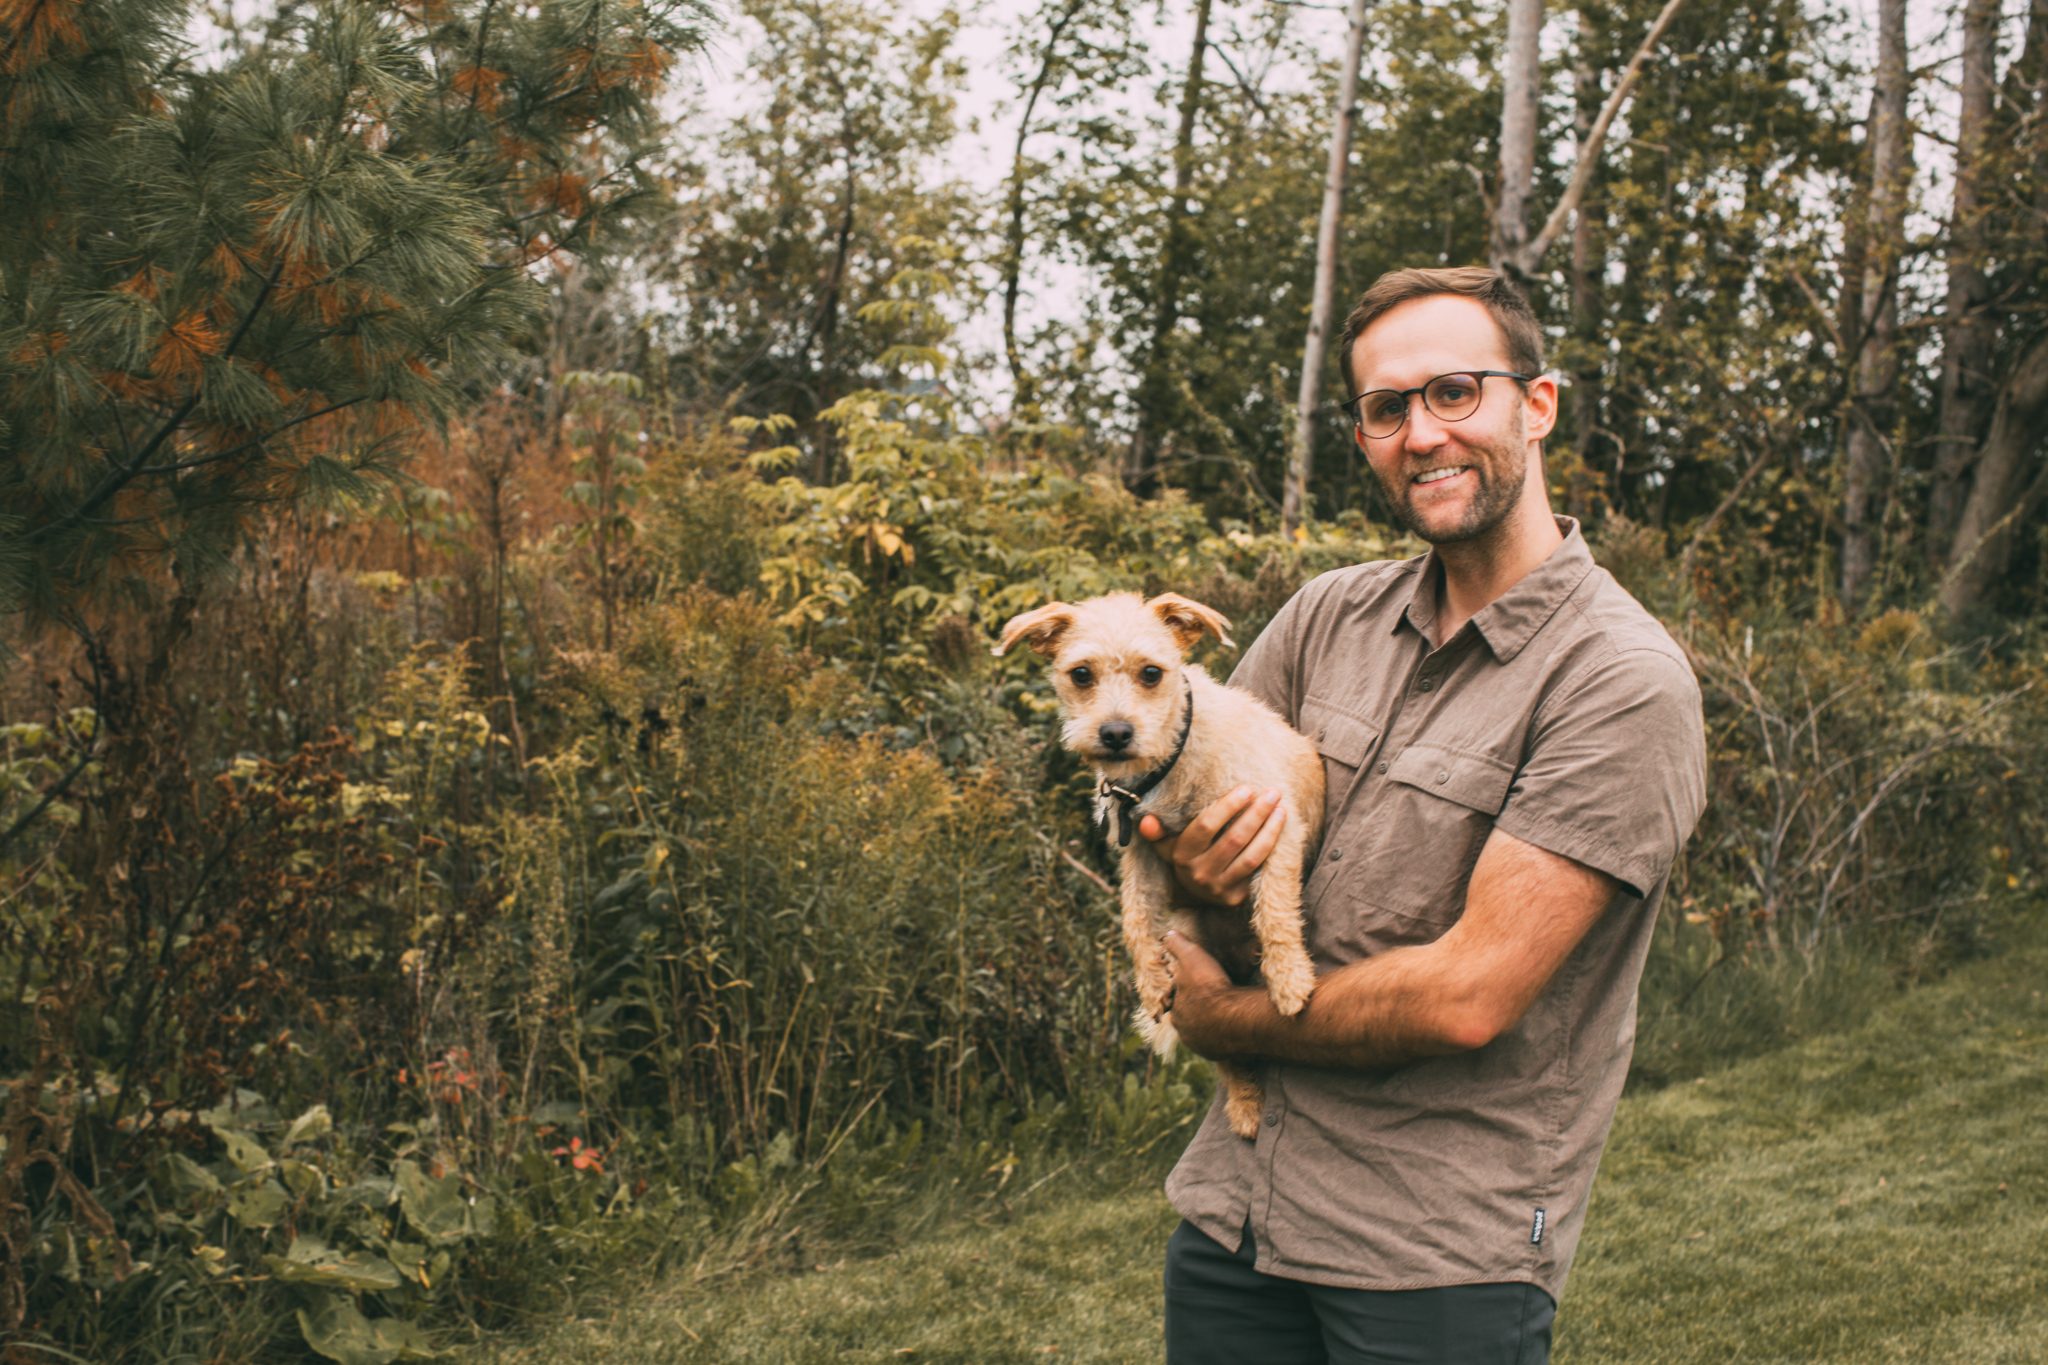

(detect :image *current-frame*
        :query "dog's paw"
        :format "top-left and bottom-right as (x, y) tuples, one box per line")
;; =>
(1262, 953), (1316, 1018)
(1225, 1089), (1263, 1140)
(1133, 1005), (1180, 1059)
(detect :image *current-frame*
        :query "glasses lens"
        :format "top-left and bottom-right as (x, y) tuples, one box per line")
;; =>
(1423, 373), (1483, 423)
(1358, 390), (1408, 437)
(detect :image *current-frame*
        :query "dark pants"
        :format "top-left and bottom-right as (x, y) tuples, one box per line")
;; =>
(1163, 1220), (1555, 1365)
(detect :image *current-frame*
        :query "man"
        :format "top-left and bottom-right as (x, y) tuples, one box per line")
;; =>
(1136, 266), (1707, 1364)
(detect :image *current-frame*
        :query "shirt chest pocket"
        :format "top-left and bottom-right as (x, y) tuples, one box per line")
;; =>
(1300, 695), (1379, 809)
(1310, 742), (1519, 960)
(1386, 742), (1516, 816)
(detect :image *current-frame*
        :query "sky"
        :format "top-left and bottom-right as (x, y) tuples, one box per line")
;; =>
(187, 0), (1990, 405)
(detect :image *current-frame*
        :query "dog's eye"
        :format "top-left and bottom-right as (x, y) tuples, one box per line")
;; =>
(1139, 665), (1163, 686)
(1069, 666), (1094, 687)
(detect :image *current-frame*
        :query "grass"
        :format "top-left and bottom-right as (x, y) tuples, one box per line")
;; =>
(463, 917), (2047, 1364)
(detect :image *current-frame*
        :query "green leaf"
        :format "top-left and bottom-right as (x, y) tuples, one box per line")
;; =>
(163, 1152), (222, 1200)
(385, 1240), (431, 1288)
(297, 1293), (402, 1365)
(284, 1103), (334, 1149)
(393, 1160), (469, 1243)
(226, 1177), (290, 1230)
(266, 1237), (405, 1292)
(216, 1127), (272, 1175)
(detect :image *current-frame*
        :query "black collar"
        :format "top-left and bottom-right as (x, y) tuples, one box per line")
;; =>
(1098, 675), (1194, 847)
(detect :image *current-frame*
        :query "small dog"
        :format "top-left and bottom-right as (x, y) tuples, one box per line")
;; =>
(996, 592), (1325, 1139)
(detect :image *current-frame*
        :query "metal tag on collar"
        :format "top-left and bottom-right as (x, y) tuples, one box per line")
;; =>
(1100, 780), (1142, 846)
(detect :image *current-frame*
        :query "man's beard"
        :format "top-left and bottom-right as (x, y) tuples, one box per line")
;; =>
(1372, 424), (1528, 546)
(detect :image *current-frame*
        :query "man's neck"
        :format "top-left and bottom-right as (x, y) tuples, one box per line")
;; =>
(1426, 504), (1563, 647)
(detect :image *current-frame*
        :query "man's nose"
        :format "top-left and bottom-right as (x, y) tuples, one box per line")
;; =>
(1098, 722), (1135, 752)
(1401, 399), (1450, 454)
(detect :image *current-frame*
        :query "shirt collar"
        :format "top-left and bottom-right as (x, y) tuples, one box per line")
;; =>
(1394, 516), (1596, 663)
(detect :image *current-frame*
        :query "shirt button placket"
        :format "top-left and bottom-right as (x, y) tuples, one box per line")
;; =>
(1254, 1071), (1287, 1264)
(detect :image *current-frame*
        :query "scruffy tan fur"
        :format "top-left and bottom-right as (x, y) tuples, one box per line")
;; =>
(995, 592), (1325, 1139)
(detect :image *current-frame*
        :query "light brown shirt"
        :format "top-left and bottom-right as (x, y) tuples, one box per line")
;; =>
(1165, 517), (1707, 1300)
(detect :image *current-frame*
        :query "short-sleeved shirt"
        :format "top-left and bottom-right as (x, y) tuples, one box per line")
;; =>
(1164, 516), (1707, 1301)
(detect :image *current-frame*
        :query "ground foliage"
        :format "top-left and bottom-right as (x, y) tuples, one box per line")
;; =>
(1, 0), (2046, 1359)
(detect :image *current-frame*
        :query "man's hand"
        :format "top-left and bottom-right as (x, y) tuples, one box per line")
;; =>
(1137, 786), (1287, 908)
(1161, 929), (1260, 1058)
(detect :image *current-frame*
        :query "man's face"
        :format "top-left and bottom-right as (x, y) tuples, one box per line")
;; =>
(1346, 295), (1551, 546)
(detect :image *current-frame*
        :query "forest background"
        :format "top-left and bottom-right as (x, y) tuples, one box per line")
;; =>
(1, 0), (2044, 1359)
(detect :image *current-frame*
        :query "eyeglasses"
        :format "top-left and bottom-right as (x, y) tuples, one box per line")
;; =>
(1339, 370), (1534, 438)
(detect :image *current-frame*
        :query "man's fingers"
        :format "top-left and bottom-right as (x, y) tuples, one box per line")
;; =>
(1137, 811), (1171, 845)
(1218, 801), (1287, 887)
(1182, 786), (1257, 849)
(1197, 788), (1282, 874)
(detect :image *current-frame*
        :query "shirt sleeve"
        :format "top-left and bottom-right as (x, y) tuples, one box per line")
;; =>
(1492, 647), (1708, 900)
(1225, 579), (1316, 725)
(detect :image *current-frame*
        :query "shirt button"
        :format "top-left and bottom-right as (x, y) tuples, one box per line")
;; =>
(1418, 678), (1436, 692)
(1375, 761), (1389, 775)
(1263, 1111), (1279, 1128)
(1435, 770), (1450, 785)
(1327, 848), (1344, 861)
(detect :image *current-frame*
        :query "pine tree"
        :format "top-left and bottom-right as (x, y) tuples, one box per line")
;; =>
(0, 0), (705, 663)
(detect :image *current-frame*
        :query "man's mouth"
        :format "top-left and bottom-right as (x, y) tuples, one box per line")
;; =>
(1412, 466), (1468, 486)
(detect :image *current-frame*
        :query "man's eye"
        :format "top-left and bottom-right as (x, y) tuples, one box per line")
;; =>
(1140, 665), (1163, 686)
(1436, 383), (1472, 403)
(1369, 394), (1407, 422)
(1069, 667), (1094, 687)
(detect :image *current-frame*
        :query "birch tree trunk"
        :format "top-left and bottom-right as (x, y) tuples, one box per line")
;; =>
(1937, 333), (2048, 617)
(1938, 0), (2048, 616)
(1002, 0), (1089, 412)
(1124, 0), (1214, 497)
(1490, 0), (1543, 273)
(1282, 0), (1371, 536)
(1925, 0), (2000, 564)
(1566, 31), (1606, 519)
(1492, 0), (1688, 280)
(1839, 0), (1909, 611)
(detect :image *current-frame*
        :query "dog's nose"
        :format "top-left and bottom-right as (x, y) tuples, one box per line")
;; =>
(1099, 722), (1134, 752)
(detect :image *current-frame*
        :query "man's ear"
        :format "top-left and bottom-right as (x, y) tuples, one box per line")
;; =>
(1521, 371), (1559, 443)
(993, 602), (1075, 658)
(1147, 594), (1234, 654)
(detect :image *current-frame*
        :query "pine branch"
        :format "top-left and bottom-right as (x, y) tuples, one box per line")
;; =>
(37, 262), (285, 543)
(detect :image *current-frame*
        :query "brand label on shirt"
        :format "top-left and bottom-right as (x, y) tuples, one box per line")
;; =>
(1530, 1208), (1546, 1245)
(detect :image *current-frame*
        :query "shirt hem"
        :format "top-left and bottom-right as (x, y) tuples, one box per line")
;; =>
(1249, 1252), (1561, 1301)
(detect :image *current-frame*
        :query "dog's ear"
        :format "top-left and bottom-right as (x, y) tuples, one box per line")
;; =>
(1148, 594), (1234, 654)
(993, 602), (1076, 658)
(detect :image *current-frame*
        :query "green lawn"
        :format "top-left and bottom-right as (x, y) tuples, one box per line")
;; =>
(467, 925), (2047, 1363)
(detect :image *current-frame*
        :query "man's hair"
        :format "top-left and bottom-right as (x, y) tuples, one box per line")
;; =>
(1336, 266), (1545, 397)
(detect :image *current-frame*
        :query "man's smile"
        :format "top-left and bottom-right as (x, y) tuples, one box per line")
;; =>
(1412, 465), (1470, 486)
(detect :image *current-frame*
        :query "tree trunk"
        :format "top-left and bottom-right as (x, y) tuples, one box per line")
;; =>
(808, 155), (857, 484)
(1566, 33), (1606, 520)
(1937, 331), (2048, 617)
(1839, 0), (1909, 612)
(1490, 0), (1543, 273)
(1283, 0), (1371, 536)
(1925, 0), (2000, 564)
(1495, 0), (1688, 280)
(1003, 0), (1088, 413)
(1124, 0), (1214, 497)
(1938, 0), (2048, 616)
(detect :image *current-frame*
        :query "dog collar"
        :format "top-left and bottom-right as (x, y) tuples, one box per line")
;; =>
(1098, 675), (1195, 848)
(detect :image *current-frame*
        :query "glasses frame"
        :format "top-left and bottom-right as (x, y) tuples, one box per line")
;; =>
(1338, 370), (1535, 438)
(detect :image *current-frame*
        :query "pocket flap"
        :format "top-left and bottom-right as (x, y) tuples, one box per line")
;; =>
(1388, 743), (1514, 814)
(1301, 695), (1377, 768)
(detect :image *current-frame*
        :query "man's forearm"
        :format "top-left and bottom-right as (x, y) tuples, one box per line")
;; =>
(1181, 945), (1486, 1070)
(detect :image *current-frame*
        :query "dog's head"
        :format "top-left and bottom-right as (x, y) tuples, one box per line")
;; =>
(993, 592), (1232, 770)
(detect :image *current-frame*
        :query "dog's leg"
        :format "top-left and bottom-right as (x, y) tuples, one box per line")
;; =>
(1249, 814), (1316, 1018)
(1120, 848), (1179, 1056)
(1217, 1061), (1264, 1140)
